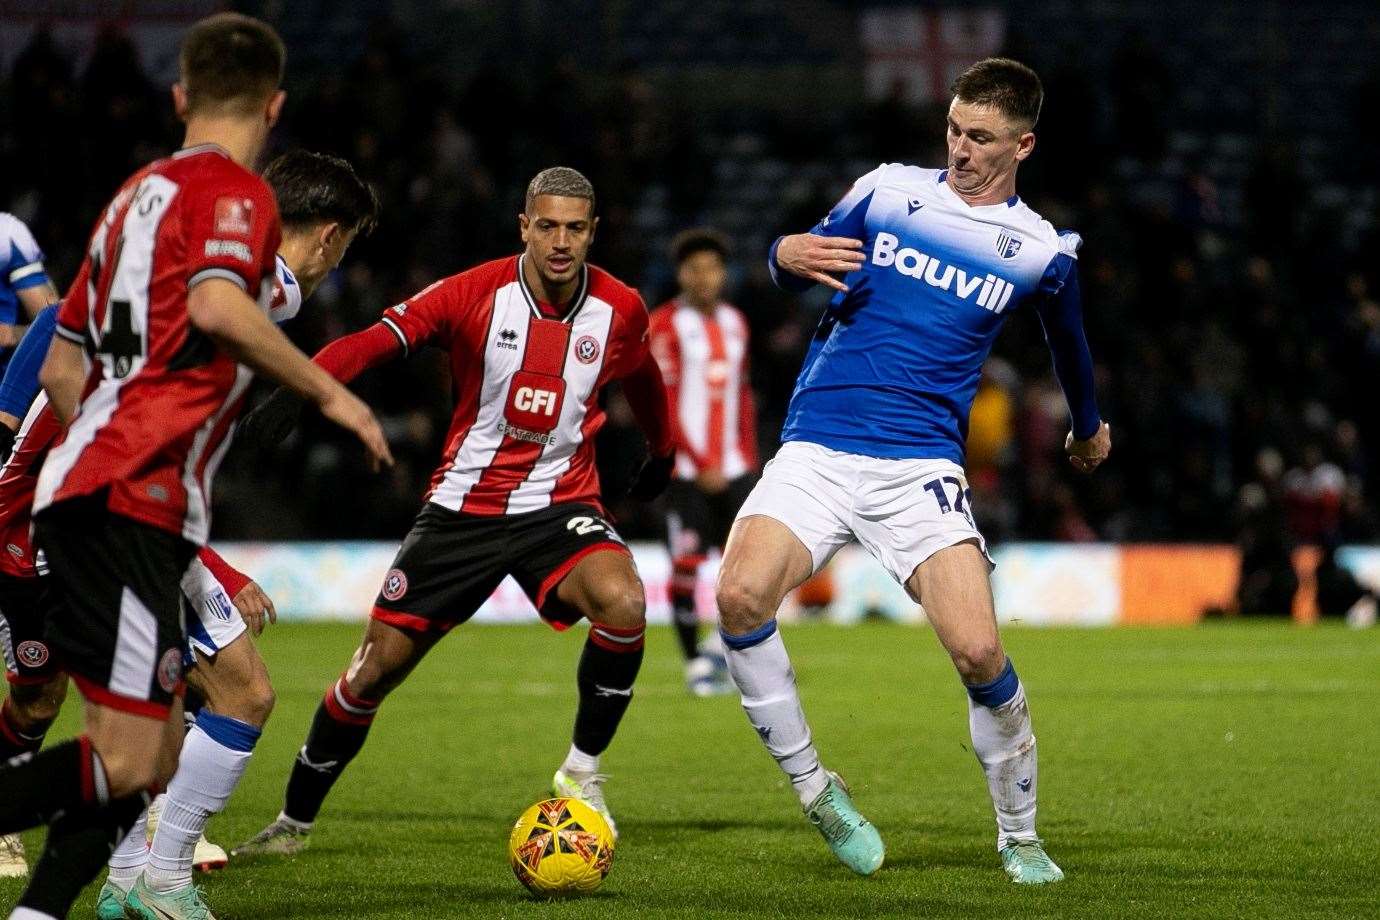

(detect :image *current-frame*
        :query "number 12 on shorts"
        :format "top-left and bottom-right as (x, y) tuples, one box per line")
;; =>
(923, 476), (975, 527)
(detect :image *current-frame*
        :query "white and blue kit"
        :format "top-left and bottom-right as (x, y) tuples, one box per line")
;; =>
(720, 165), (1097, 856)
(0, 213), (54, 378)
(741, 163), (1099, 585)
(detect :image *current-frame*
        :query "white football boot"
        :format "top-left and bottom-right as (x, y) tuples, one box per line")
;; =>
(552, 769), (618, 840)
(0, 834), (26, 878)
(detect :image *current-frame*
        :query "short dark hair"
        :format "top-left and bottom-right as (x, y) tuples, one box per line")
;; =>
(671, 228), (730, 266)
(179, 13), (285, 115)
(264, 150), (380, 236)
(525, 167), (596, 215)
(951, 57), (1043, 130)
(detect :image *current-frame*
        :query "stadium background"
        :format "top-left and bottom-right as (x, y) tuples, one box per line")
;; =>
(3, 0), (1379, 625)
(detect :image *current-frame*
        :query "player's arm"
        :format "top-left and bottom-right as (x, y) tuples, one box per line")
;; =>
(1, 220), (60, 346)
(239, 277), (459, 450)
(623, 346), (677, 501)
(0, 304), (59, 453)
(38, 251), (93, 426)
(198, 545), (276, 636)
(236, 321), (404, 449)
(1032, 255), (1110, 473)
(187, 278), (392, 470)
(37, 336), (85, 426)
(769, 165), (890, 294)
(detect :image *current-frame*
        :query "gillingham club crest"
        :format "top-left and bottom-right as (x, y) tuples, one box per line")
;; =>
(996, 230), (1023, 260)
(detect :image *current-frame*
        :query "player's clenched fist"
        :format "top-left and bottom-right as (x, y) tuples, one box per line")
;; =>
(775, 233), (867, 292)
(1065, 421), (1111, 474)
(319, 385), (394, 472)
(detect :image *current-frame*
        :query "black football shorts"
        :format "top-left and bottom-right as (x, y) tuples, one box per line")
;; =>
(0, 571), (61, 685)
(34, 496), (196, 719)
(371, 501), (629, 633)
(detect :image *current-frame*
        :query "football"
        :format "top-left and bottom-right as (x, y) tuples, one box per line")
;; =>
(507, 798), (615, 897)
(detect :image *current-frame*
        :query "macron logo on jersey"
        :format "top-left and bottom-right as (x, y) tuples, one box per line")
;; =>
(871, 231), (1016, 313)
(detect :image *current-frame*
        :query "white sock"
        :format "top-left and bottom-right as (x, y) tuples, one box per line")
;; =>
(275, 811), (313, 832)
(105, 806), (151, 891)
(561, 744), (599, 776)
(723, 624), (828, 807)
(969, 681), (1038, 849)
(144, 722), (254, 893)
(10, 908), (58, 919)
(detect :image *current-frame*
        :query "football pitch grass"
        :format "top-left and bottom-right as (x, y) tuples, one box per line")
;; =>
(7, 621), (1377, 919)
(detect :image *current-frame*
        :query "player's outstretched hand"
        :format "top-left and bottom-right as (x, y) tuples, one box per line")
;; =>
(238, 386), (307, 450)
(1065, 421), (1111, 474)
(319, 385), (394, 472)
(628, 450), (675, 501)
(776, 233), (867, 293)
(232, 580), (277, 637)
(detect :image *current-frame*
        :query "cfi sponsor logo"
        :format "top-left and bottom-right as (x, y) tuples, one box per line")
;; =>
(574, 335), (601, 365)
(157, 648), (183, 693)
(871, 232), (1018, 313)
(382, 568), (408, 601)
(16, 640), (48, 669)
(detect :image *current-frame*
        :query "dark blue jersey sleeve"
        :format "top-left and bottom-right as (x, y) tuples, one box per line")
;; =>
(1033, 254), (1101, 440)
(0, 304), (57, 418)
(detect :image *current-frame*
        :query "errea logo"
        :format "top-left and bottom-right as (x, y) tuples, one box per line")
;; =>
(871, 232), (1016, 313)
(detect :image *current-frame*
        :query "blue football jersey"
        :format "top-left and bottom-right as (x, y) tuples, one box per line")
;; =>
(0, 212), (50, 322)
(770, 164), (1095, 464)
(0, 213), (53, 378)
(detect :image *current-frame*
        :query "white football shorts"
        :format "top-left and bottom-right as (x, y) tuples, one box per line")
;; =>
(181, 555), (247, 662)
(735, 440), (991, 590)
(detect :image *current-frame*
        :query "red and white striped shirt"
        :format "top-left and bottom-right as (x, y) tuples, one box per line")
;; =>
(649, 300), (757, 480)
(34, 145), (280, 544)
(378, 255), (666, 516)
(0, 394), (59, 577)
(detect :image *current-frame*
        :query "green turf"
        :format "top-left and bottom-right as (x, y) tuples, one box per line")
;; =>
(5, 622), (1378, 919)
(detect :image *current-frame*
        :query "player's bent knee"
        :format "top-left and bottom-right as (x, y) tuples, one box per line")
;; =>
(10, 680), (66, 725)
(716, 577), (774, 636)
(239, 679), (276, 727)
(589, 582), (646, 629)
(98, 746), (166, 799)
(344, 655), (406, 704)
(12, 694), (62, 727)
(952, 638), (1006, 686)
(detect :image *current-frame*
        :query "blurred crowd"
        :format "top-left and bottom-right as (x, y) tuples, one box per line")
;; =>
(1, 7), (1377, 554)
